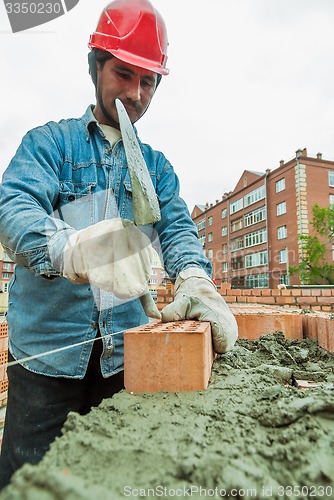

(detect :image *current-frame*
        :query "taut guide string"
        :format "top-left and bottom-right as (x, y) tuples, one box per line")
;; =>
(0, 324), (128, 370)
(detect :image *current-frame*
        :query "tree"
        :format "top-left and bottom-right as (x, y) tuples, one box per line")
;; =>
(289, 203), (334, 285)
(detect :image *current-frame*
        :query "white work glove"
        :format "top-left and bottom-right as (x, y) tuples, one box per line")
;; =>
(161, 267), (238, 353)
(62, 218), (160, 318)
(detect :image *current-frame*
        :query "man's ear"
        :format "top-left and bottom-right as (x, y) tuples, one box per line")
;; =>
(88, 51), (98, 86)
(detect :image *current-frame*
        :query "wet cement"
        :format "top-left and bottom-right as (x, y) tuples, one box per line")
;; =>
(1, 333), (334, 499)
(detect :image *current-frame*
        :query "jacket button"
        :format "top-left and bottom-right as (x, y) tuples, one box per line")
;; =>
(68, 194), (75, 202)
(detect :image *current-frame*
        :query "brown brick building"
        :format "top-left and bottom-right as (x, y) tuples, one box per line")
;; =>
(191, 148), (334, 288)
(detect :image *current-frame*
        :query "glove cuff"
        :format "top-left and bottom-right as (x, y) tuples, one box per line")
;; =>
(175, 267), (214, 293)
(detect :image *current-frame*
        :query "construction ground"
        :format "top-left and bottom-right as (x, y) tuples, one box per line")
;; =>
(0, 293), (334, 499)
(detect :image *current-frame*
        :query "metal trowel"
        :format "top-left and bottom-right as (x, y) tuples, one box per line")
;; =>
(115, 98), (161, 319)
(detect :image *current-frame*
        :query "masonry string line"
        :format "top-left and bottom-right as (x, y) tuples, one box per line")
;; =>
(0, 327), (128, 370)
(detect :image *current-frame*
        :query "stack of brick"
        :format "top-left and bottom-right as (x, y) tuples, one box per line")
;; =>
(156, 284), (334, 353)
(157, 283), (334, 313)
(0, 322), (8, 409)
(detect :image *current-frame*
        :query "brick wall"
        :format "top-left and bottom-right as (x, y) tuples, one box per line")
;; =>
(157, 284), (334, 313)
(0, 322), (8, 408)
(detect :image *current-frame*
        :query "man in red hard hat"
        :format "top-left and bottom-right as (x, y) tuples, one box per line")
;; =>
(0, 0), (238, 488)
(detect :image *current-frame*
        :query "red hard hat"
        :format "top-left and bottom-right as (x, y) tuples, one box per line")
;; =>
(89, 0), (169, 76)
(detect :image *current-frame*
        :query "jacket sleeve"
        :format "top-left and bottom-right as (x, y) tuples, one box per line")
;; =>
(0, 125), (75, 276)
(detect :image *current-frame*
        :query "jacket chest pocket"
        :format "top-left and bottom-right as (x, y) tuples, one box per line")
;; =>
(56, 181), (97, 230)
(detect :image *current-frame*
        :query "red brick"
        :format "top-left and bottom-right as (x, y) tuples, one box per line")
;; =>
(234, 312), (303, 341)
(301, 289), (311, 296)
(240, 289), (252, 296)
(321, 289), (332, 297)
(321, 306), (332, 312)
(124, 320), (214, 392)
(275, 296), (295, 305)
(246, 296), (276, 305)
(317, 296), (334, 304)
(296, 296), (317, 305)
(261, 289), (272, 296)
(0, 324), (8, 337)
(250, 289), (262, 296)
(317, 318), (329, 351)
(0, 380), (8, 394)
(328, 321), (334, 352)
(224, 296), (237, 303)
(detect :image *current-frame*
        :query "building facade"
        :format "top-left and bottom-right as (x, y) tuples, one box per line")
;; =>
(191, 148), (334, 288)
(0, 245), (14, 314)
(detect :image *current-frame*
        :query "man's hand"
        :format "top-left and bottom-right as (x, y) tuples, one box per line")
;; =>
(62, 218), (153, 299)
(161, 267), (238, 353)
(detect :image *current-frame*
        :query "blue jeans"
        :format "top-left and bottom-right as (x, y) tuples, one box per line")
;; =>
(0, 335), (124, 490)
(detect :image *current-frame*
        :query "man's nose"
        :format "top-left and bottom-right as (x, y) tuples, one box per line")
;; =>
(126, 77), (141, 101)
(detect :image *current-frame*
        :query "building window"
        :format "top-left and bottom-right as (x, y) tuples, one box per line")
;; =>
(208, 232), (213, 242)
(230, 197), (243, 215)
(231, 256), (244, 270)
(222, 244), (227, 255)
(199, 234), (205, 247)
(208, 249), (213, 259)
(277, 225), (287, 239)
(245, 228), (267, 248)
(230, 217), (243, 232)
(149, 278), (158, 285)
(3, 283), (9, 293)
(245, 273), (269, 288)
(221, 208), (227, 219)
(280, 274), (288, 285)
(279, 248), (287, 263)
(244, 185), (265, 208)
(276, 201), (286, 216)
(221, 226), (227, 237)
(197, 219), (206, 231)
(222, 262), (227, 273)
(330, 194), (334, 205)
(2, 273), (9, 279)
(208, 216), (213, 226)
(231, 237), (244, 252)
(276, 178), (285, 193)
(244, 206), (266, 227)
(329, 171), (334, 187)
(2, 263), (11, 271)
(245, 250), (268, 268)
(232, 276), (245, 288)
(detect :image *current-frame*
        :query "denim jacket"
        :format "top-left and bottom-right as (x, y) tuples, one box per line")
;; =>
(0, 105), (211, 378)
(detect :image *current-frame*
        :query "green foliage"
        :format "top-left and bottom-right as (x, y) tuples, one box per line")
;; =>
(311, 203), (334, 237)
(289, 204), (334, 285)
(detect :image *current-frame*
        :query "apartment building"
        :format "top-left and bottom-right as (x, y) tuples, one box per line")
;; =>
(0, 245), (14, 314)
(191, 148), (334, 288)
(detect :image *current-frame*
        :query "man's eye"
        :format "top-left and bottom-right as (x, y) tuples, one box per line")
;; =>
(141, 80), (153, 88)
(117, 72), (131, 80)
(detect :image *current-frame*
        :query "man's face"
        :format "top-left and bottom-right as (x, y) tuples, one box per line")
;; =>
(94, 57), (158, 127)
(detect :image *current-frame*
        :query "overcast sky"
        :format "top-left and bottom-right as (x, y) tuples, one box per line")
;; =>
(1, 0), (334, 211)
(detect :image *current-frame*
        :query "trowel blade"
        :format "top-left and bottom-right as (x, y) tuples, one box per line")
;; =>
(115, 99), (161, 226)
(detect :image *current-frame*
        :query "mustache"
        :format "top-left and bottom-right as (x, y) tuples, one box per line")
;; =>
(121, 99), (142, 114)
